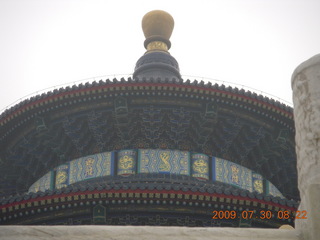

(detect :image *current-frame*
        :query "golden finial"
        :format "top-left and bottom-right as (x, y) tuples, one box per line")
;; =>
(142, 10), (174, 52)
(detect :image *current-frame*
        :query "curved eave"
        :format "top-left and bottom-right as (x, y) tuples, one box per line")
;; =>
(1, 174), (299, 210)
(0, 77), (293, 128)
(0, 176), (298, 226)
(0, 188), (298, 212)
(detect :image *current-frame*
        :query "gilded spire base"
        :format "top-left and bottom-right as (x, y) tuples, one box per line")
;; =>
(146, 41), (168, 52)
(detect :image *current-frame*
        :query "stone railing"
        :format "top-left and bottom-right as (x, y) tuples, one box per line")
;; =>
(292, 54), (320, 240)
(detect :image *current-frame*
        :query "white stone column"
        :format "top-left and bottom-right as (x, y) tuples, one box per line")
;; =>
(292, 54), (320, 240)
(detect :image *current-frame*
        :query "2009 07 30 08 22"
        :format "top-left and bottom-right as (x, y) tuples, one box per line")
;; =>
(212, 210), (307, 220)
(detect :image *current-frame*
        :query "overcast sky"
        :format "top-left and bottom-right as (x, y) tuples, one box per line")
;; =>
(1, 0), (320, 113)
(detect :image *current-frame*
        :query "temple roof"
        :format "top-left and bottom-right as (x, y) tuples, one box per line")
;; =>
(0, 10), (299, 228)
(0, 77), (297, 201)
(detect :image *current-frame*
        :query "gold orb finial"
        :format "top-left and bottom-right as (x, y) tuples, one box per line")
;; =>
(142, 10), (174, 52)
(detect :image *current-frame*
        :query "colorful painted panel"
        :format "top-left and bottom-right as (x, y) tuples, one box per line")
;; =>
(28, 171), (54, 193)
(138, 149), (190, 175)
(191, 153), (209, 180)
(28, 181), (40, 193)
(55, 164), (69, 189)
(117, 149), (136, 175)
(213, 157), (252, 192)
(266, 180), (284, 198)
(252, 173), (263, 194)
(69, 152), (113, 184)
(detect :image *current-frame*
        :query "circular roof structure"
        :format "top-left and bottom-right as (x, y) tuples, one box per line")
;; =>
(0, 10), (298, 227)
(0, 76), (297, 199)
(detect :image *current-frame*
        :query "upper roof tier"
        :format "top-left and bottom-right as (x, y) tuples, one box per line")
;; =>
(0, 76), (297, 200)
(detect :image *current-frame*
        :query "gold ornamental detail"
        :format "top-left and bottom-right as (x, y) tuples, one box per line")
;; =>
(193, 159), (208, 174)
(231, 165), (240, 184)
(119, 155), (134, 169)
(159, 152), (171, 171)
(254, 179), (263, 193)
(56, 171), (67, 184)
(85, 158), (95, 177)
(147, 41), (168, 52)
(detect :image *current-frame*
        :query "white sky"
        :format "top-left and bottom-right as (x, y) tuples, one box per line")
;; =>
(1, 0), (320, 112)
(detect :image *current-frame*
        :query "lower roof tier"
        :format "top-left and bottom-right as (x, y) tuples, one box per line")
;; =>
(0, 173), (298, 227)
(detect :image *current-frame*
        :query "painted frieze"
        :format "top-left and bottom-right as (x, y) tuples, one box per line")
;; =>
(213, 157), (252, 192)
(69, 152), (114, 184)
(266, 180), (284, 198)
(55, 164), (69, 189)
(28, 171), (54, 193)
(252, 173), (264, 194)
(138, 149), (190, 175)
(191, 153), (209, 180)
(117, 149), (136, 176)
